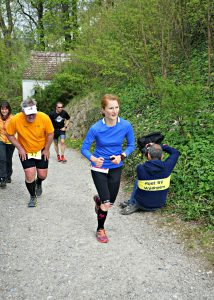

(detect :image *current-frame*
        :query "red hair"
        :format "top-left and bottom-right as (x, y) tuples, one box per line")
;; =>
(101, 94), (120, 109)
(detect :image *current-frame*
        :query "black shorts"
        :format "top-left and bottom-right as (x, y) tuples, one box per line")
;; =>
(54, 129), (66, 141)
(20, 154), (49, 170)
(91, 167), (122, 204)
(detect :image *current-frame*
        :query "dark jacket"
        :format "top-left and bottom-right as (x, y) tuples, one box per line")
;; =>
(135, 145), (180, 209)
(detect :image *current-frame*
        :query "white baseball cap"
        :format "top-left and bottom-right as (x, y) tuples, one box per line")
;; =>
(23, 105), (37, 115)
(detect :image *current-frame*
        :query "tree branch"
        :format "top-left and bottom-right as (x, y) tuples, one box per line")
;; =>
(17, 0), (37, 26)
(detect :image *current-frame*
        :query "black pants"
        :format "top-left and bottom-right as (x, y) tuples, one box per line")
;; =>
(0, 142), (15, 179)
(91, 167), (122, 204)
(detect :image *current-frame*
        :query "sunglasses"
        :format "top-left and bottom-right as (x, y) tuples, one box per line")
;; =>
(57, 106), (63, 108)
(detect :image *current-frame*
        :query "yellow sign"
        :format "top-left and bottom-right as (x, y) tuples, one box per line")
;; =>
(138, 176), (171, 191)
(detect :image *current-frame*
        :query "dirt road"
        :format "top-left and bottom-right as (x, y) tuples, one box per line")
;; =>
(0, 147), (213, 300)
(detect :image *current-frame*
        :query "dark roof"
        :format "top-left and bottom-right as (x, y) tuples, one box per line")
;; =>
(23, 51), (70, 80)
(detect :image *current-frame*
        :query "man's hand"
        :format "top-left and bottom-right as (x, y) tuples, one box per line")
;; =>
(42, 149), (50, 161)
(146, 143), (154, 148)
(18, 148), (27, 161)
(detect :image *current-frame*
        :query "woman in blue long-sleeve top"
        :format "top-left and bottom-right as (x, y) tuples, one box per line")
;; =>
(81, 94), (135, 243)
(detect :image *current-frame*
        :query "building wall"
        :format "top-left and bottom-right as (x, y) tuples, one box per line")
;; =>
(22, 79), (51, 100)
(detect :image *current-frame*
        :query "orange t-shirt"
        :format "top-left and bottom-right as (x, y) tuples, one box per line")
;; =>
(6, 112), (54, 153)
(0, 114), (13, 144)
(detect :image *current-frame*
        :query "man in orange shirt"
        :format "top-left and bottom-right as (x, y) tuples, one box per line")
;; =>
(6, 98), (54, 207)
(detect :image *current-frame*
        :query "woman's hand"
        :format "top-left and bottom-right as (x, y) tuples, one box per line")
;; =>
(95, 157), (104, 167)
(110, 155), (121, 165)
(90, 155), (104, 167)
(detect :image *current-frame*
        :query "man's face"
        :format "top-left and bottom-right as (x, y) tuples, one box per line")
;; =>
(56, 104), (63, 113)
(24, 113), (37, 123)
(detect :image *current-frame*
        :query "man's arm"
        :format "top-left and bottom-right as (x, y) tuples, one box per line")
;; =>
(61, 112), (70, 131)
(64, 119), (70, 128)
(162, 144), (180, 172)
(42, 132), (54, 161)
(6, 134), (27, 161)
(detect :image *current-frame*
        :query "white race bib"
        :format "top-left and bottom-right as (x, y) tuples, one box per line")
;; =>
(28, 150), (42, 160)
(90, 166), (109, 174)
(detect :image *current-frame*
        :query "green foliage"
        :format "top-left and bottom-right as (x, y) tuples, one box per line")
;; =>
(34, 70), (88, 113)
(118, 82), (214, 227)
(65, 138), (83, 150)
(0, 40), (28, 113)
(0, 0), (213, 228)
(156, 78), (204, 135)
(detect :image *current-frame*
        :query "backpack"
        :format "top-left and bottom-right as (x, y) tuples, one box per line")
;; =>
(137, 132), (164, 154)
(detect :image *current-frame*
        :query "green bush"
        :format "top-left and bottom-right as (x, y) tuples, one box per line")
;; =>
(34, 71), (88, 113)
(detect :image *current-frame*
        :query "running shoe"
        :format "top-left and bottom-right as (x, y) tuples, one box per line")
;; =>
(28, 196), (37, 208)
(6, 177), (11, 183)
(61, 155), (67, 163)
(57, 155), (61, 162)
(96, 229), (109, 243)
(121, 204), (139, 215)
(119, 200), (129, 208)
(93, 195), (101, 214)
(0, 178), (6, 188)
(35, 182), (42, 197)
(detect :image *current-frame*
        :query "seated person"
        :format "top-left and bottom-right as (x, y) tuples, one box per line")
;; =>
(120, 143), (180, 215)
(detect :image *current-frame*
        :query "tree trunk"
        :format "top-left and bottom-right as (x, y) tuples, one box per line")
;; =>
(207, 0), (212, 86)
(61, 1), (72, 50)
(71, 0), (78, 47)
(37, 1), (45, 50)
(0, 0), (13, 48)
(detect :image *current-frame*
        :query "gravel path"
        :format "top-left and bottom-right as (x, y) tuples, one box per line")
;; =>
(0, 147), (213, 300)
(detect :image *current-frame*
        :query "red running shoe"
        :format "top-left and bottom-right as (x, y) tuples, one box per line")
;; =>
(57, 155), (61, 162)
(61, 155), (67, 163)
(96, 229), (109, 243)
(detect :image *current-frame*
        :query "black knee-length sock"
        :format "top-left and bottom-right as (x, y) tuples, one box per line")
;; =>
(25, 181), (36, 196)
(97, 208), (108, 231)
(36, 176), (44, 186)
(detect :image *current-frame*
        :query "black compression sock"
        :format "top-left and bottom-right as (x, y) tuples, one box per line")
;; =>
(36, 177), (44, 185)
(25, 181), (36, 196)
(97, 208), (108, 231)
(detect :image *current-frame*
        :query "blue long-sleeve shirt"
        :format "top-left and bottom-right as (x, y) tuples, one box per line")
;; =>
(81, 117), (135, 169)
(135, 145), (180, 209)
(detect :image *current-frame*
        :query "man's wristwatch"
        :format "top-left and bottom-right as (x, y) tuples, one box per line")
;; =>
(120, 153), (126, 161)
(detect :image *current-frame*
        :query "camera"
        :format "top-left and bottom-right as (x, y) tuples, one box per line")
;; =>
(141, 144), (152, 158)
(137, 132), (164, 157)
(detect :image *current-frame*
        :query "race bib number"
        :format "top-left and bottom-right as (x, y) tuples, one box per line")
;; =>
(90, 166), (109, 174)
(28, 150), (42, 160)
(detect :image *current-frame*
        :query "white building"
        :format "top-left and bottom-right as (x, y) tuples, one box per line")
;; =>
(22, 51), (70, 100)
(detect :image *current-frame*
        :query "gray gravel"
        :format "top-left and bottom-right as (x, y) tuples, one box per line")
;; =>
(0, 147), (213, 300)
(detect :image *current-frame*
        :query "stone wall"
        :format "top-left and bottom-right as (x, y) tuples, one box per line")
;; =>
(65, 94), (96, 139)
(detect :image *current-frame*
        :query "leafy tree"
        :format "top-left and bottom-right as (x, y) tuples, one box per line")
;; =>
(17, 0), (79, 51)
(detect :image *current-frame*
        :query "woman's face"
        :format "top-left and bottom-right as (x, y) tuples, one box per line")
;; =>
(102, 100), (119, 121)
(1, 106), (9, 117)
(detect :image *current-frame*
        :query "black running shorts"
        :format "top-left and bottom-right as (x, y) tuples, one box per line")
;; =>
(20, 154), (49, 169)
